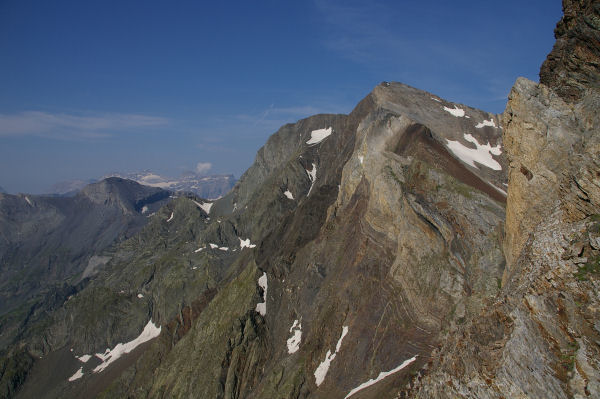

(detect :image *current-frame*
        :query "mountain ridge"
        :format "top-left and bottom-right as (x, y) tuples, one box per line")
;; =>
(4, 2), (600, 397)
(9, 81), (508, 398)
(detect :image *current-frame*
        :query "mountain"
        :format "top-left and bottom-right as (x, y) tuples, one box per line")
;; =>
(411, 1), (600, 397)
(103, 170), (236, 199)
(0, 178), (172, 369)
(3, 2), (600, 398)
(4, 84), (506, 398)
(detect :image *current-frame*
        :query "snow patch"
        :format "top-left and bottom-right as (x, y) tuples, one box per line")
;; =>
(358, 155), (364, 164)
(475, 118), (497, 128)
(166, 212), (174, 222)
(255, 272), (267, 316)
(192, 200), (213, 214)
(335, 325), (349, 352)
(141, 205), (148, 214)
(137, 293), (144, 299)
(209, 243), (219, 249)
(92, 320), (161, 373)
(306, 163), (317, 196)
(194, 247), (205, 253)
(218, 247), (229, 251)
(307, 127), (333, 145)
(24, 196), (32, 206)
(446, 134), (502, 170)
(239, 237), (256, 249)
(76, 354), (91, 363)
(493, 185), (507, 196)
(431, 97), (441, 102)
(314, 326), (349, 386)
(68, 367), (84, 382)
(443, 105), (465, 117)
(343, 355), (417, 399)
(284, 190), (294, 200)
(287, 320), (302, 354)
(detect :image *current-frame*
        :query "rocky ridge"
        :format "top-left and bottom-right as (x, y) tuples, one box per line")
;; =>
(4, 2), (598, 398)
(0, 178), (172, 397)
(409, 1), (600, 397)
(5, 78), (510, 399)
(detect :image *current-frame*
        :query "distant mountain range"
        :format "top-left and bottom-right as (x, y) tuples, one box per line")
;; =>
(103, 170), (236, 199)
(44, 171), (236, 199)
(0, 178), (172, 351)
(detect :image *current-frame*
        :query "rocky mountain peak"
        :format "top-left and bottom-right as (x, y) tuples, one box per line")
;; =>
(79, 177), (168, 214)
(540, 0), (600, 102)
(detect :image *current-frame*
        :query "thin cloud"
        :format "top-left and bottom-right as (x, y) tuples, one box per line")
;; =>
(0, 111), (168, 139)
(195, 162), (212, 174)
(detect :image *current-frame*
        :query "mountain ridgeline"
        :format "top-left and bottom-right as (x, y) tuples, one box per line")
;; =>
(2, 1), (600, 398)
(0, 178), (173, 356)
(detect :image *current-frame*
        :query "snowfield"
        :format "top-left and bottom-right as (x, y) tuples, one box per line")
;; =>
(344, 355), (417, 398)
(446, 133), (502, 170)
(306, 127), (333, 145)
(239, 237), (256, 249)
(475, 118), (497, 128)
(306, 163), (317, 196)
(68, 367), (84, 382)
(287, 320), (302, 354)
(314, 326), (349, 386)
(256, 272), (268, 316)
(92, 320), (161, 373)
(192, 200), (213, 214)
(443, 105), (466, 117)
(68, 320), (161, 381)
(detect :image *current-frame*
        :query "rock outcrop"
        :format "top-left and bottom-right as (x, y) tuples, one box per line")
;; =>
(540, 0), (600, 103)
(410, 1), (600, 397)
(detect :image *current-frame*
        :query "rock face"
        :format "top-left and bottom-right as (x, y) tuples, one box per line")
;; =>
(409, 1), (600, 397)
(0, 178), (170, 353)
(5, 80), (509, 399)
(540, 0), (600, 103)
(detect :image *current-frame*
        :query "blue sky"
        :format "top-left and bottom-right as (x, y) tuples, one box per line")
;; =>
(0, 0), (562, 193)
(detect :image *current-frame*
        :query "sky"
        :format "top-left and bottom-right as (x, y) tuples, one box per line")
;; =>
(0, 0), (562, 194)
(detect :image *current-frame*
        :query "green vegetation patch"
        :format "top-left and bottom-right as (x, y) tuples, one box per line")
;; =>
(575, 255), (600, 281)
